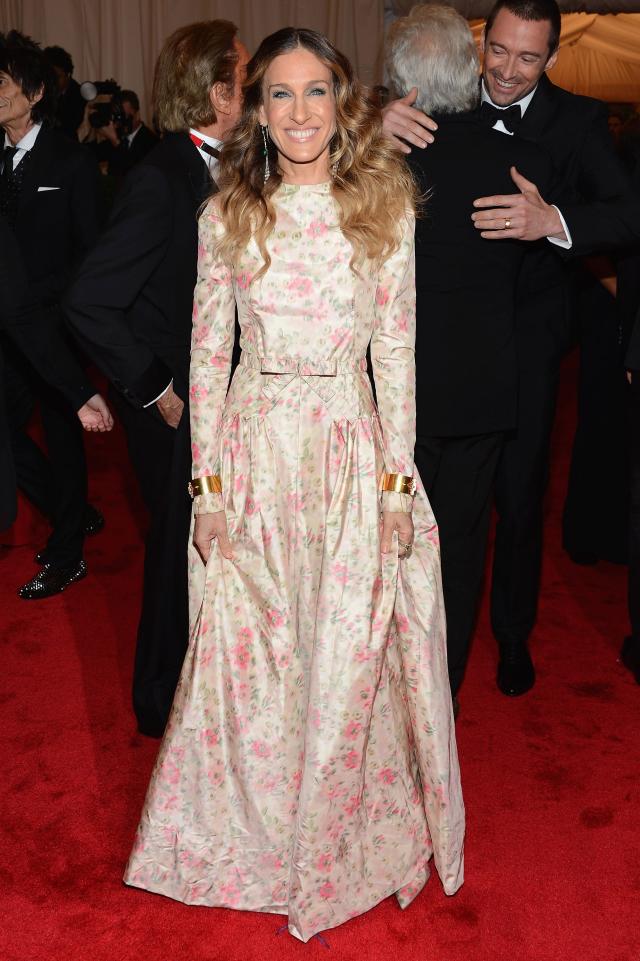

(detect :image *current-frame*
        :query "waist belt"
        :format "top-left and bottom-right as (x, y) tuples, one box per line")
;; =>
(239, 352), (367, 377)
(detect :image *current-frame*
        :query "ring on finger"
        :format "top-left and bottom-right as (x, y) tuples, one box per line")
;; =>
(504, 218), (511, 229)
(398, 540), (413, 558)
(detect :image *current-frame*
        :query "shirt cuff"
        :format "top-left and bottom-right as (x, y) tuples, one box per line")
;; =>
(547, 206), (573, 250)
(143, 380), (173, 408)
(194, 492), (224, 515)
(381, 491), (414, 513)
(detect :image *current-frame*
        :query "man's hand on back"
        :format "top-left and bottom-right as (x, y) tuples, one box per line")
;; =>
(381, 87), (438, 153)
(471, 166), (567, 242)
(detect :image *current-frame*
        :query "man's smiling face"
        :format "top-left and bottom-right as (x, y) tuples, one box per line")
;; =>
(482, 8), (558, 106)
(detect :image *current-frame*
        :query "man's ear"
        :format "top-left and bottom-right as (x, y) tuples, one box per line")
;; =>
(480, 29), (486, 55)
(545, 47), (559, 72)
(209, 81), (231, 117)
(29, 83), (44, 107)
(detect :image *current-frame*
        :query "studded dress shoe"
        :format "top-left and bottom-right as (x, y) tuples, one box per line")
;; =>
(18, 560), (87, 600)
(497, 644), (535, 696)
(620, 636), (640, 684)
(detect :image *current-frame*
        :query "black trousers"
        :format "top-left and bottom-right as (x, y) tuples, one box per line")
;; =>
(491, 283), (572, 648)
(562, 278), (628, 562)
(629, 375), (640, 640)
(415, 432), (504, 696)
(3, 342), (87, 566)
(111, 387), (192, 736)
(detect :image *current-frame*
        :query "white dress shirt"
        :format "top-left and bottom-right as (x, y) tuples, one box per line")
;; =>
(125, 123), (143, 149)
(480, 81), (572, 249)
(3, 122), (42, 170)
(189, 128), (223, 182)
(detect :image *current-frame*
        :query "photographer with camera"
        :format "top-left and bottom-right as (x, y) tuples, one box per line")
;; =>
(0, 30), (105, 598)
(116, 90), (157, 173)
(77, 82), (157, 185)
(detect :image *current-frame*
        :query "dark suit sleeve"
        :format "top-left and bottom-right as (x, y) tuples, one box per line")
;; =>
(626, 308), (640, 371)
(0, 216), (95, 411)
(65, 163), (174, 408)
(69, 147), (101, 261)
(559, 101), (640, 256)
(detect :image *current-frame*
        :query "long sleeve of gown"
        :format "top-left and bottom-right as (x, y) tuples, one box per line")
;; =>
(189, 206), (236, 515)
(370, 213), (417, 513)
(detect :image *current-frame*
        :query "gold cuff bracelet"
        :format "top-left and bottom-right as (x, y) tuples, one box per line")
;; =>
(380, 472), (416, 496)
(187, 475), (222, 498)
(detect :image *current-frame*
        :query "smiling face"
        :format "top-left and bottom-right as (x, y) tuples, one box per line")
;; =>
(482, 8), (558, 107)
(0, 70), (42, 137)
(257, 46), (336, 183)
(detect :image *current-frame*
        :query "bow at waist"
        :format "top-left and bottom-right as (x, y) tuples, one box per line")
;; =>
(239, 352), (367, 377)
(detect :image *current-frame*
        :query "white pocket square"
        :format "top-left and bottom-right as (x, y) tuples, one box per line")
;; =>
(37, 186), (60, 192)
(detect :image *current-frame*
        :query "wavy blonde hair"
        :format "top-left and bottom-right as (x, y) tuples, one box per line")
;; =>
(215, 27), (417, 278)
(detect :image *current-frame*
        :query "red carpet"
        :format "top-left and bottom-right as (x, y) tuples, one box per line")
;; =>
(1, 354), (639, 961)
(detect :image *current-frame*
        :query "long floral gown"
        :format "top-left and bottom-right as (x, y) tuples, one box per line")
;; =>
(124, 181), (465, 942)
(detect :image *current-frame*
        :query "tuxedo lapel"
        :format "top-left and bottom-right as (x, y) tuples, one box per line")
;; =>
(17, 125), (54, 214)
(167, 132), (215, 209)
(518, 73), (558, 144)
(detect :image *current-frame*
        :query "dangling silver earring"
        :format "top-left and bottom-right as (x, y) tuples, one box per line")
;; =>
(261, 125), (270, 183)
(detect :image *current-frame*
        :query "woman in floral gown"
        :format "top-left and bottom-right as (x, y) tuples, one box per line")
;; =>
(124, 27), (464, 942)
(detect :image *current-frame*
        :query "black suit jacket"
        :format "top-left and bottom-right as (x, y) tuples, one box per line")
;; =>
(0, 214), (95, 530)
(411, 113), (552, 437)
(513, 74), (640, 296)
(124, 123), (158, 171)
(10, 124), (100, 305)
(65, 132), (213, 407)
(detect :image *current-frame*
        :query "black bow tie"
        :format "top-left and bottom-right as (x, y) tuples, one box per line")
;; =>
(480, 101), (522, 134)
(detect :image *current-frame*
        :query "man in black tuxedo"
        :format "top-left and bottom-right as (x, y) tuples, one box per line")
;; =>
(384, 0), (640, 698)
(95, 89), (158, 182)
(117, 90), (157, 172)
(386, 3), (553, 702)
(0, 214), (112, 531)
(1, 31), (102, 598)
(66, 21), (249, 738)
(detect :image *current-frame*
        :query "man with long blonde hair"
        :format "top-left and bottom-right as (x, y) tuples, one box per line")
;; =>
(66, 21), (249, 738)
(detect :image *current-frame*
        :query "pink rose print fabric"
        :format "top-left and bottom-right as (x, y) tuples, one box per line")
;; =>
(124, 182), (464, 942)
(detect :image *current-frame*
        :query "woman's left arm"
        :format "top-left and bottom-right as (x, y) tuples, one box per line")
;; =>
(370, 212), (416, 516)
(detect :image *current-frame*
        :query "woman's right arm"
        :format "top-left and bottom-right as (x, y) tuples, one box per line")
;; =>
(190, 204), (237, 518)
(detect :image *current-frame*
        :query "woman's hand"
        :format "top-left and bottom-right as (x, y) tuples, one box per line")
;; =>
(193, 511), (233, 564)
(381, 510), (414, 558)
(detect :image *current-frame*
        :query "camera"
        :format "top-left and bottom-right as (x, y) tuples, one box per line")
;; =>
(79, 79), (133, 136)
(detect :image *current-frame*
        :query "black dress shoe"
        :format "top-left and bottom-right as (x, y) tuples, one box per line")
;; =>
(84, 505), (105, 537)
(620, 636), (640, 684)
(18, 560), (87, 600)
(497, 644), (536, 696)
